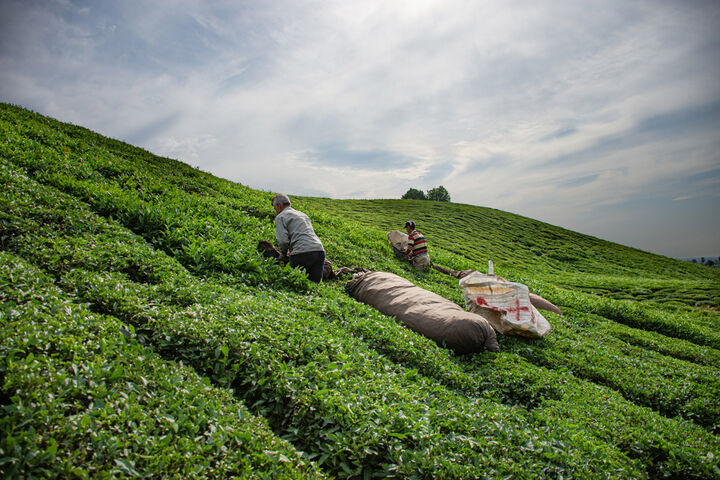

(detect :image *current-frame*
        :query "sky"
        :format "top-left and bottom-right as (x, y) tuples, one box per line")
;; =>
(1, 0), (719, 258)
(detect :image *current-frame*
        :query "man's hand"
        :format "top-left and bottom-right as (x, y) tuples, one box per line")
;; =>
(279, 250), (290, 264)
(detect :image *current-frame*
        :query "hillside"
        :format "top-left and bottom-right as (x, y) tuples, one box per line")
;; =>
(301, 197), (720, 309)
(1, 102), (719, 479)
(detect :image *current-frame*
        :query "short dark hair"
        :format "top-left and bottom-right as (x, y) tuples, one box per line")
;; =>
(404, 221), (415, 229)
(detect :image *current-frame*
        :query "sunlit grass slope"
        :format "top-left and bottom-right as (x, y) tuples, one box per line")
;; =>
(301, 197), (718, 302)
(1, 102), (719, 479)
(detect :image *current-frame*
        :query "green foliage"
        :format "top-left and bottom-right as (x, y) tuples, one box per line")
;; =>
(401, 188), (427, 200)
(426, 185), (451, 202)
(2, 102), (720, 479)
(401, 186), (451, 202)
(0, 253), (326, 479)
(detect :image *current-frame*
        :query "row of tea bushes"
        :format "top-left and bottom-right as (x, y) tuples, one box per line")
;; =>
(0, 107), (308, 292)
(595, 319), (720, 367)
(548, 272), (720, 308)
(0, 252), (326, 479)
(512, 309), (720, 430)
(521, 279), (720, 350)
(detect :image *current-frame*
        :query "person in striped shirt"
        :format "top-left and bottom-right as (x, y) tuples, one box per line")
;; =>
(404, 221), (432, 271)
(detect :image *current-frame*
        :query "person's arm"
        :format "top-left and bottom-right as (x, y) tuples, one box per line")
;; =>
(275, 215), (290, 258)
(405, 232), (414, 255)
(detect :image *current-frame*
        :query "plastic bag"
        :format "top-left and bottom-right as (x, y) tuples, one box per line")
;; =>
(458, 272), (551, 338)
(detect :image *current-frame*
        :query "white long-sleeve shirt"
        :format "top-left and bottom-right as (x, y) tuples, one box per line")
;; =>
(274, 207), (324, 256)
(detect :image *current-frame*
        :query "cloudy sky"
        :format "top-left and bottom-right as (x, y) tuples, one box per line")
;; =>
(1, 0), (719, 258)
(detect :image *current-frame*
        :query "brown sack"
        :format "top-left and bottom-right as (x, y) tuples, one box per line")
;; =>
(323, 259), (369, 281)
(431, 264), (476, 279)
(257, 240), (282, 259)
(528, 293), (562, 315)
(323, 259), (334, 280)
(346, 271), (499, 353)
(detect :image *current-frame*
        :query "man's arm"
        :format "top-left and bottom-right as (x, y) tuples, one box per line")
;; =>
(275, 216), (290, 257)
(405, 232), (414, 254)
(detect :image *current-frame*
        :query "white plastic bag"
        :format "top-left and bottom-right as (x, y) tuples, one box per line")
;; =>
(458, 272), (552, 338)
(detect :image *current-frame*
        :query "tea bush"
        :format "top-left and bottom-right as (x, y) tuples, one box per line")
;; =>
(0, 252), (326, 479)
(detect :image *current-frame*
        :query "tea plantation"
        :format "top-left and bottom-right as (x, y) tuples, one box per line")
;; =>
(1, 102), (719, 479)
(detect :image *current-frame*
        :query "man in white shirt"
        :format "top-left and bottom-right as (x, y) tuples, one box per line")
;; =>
(272, 194), (326, 283)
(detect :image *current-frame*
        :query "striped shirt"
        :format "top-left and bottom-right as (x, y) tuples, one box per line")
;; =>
(407, 230), (428, 256)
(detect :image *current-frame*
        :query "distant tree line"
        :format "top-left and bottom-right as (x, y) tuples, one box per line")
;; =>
(690, 257), (720, 268)
(401, 186), (451, 202)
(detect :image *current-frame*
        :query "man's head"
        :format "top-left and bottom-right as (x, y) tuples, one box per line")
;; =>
(271, 194), (291, 214)
(404, 220), (415, 233)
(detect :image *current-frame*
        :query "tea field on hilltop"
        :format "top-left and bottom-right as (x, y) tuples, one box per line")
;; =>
(1, 103), (719, 479)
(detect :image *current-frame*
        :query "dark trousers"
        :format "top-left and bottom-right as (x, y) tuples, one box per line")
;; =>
(289, 250), (326, 283)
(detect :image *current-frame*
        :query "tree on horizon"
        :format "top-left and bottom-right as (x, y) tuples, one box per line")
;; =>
(401, 185), (451, 202)
(401, 188), (427, 200)
(427, 185), (451, 202)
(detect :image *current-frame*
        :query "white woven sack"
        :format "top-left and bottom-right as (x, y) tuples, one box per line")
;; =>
(387, 230), (409, 251)
(459, 272), (551, 338)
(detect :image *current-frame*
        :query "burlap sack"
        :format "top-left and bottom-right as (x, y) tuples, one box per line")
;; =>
(323, 259), (369, 281)
(322, 259), (334, 280)
(528, 293), (562, 315)
(431, 264), (476, 279)
(346, 271), (499, 353)
(258, 240), (283, 259)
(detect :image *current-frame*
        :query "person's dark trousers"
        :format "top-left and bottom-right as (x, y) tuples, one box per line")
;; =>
(289, 250), (325, 283)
